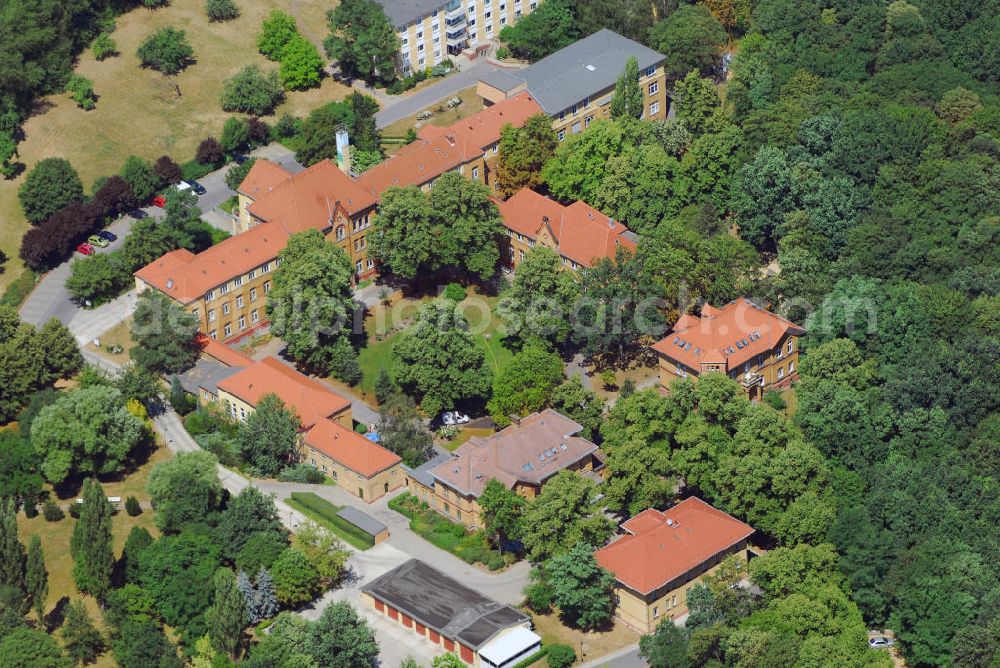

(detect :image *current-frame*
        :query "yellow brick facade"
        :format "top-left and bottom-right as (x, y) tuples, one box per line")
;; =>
(659, 333), (801, 400)
(613, 541), (750, 634)
(549, 64), (668, 141)
(300, 442), (405, 502)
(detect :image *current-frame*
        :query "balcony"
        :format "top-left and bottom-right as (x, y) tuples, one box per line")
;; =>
(445, 5), (466, 22)
(446, 27), (467, 45)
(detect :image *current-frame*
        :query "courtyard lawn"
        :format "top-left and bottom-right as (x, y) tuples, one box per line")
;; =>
(381, 86), (485, 155)
(388, 492), (506, 570)
(529, 612), (640, 667)
(440, 426), (494, 452)
(84, 318), (136, 366)
(0, 0), (348, 296)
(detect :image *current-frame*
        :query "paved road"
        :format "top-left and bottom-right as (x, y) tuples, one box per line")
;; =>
(580, 646), (645, 668)
(567, 353), (594, 391)
(374, 61), (525, 129)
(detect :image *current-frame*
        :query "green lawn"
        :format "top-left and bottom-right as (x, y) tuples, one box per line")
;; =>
(353, 289), (515, 405)
(285, 492), (374, 550)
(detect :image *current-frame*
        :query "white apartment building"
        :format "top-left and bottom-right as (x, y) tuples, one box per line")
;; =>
(377, 0), (540, 74)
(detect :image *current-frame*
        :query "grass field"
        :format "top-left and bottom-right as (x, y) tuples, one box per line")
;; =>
(381, 86), (485, 152)
(530, 612), (640, 667)
(84, 318), (135, 366)
(0, 0), (349, 296)
(15, 441), (171, 667)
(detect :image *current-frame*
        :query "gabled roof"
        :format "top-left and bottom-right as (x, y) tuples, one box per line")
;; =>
(356, 93), (543, 197)
(431, 409), (598, 497)
(498, 188), (636, 267)
(303, 419), (401, 478)
(238, 159), (292, 200)
(197, 335), (254, 368)
(595, 498), (755, 595)
(216, 357), (352, 430)
(483, 30), (666, 115)
(652, 299), (806, 371)
(248, 159), (376, 226)
(134, 223), (290, 304)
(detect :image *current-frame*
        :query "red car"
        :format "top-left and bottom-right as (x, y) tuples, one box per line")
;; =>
(152, 195), (167, 208)
(76, 243), (94, 255)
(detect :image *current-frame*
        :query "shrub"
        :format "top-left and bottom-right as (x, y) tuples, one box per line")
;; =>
(272, 113), (301, 139)
(125, 496), (142, 516)
(220, 65), (284, 116)
(181, 159), (214, 181)
(764, 391), (787, 410)
(443, 283), (465, 302)
(278, 35), (324, 91)
(524, 582), (553, 613)
(66, 75), (97, 110)
(497, 46), (510, 60)
(277, 465), (326, 484)
(247, 117), (270, 145)
(546, 645), (576, 668)
(225, 158), (257, 191)
(93, 33), (117, 60)
(258, 10), (298, 60)
(194, 432), (241, 467)
(221, 117), (250, 153)
(153, 155), (183, 185)
(68, 502), (81, 519)
(206, 0), (239, 21)
(23, 502), (38, 518)
(136, 27), (194, 75)
(42, 500), (65, 522)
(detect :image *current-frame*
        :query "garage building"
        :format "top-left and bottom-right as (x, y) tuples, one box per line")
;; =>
(361, 559), (541, 667)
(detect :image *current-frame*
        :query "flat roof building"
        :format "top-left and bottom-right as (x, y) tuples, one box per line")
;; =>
(361, 559), (540, 666)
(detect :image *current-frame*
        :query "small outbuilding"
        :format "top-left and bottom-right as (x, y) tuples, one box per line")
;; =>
(336, 506), (389, 544)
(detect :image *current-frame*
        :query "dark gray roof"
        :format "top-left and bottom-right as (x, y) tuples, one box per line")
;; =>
(375, 0), (447, 29)
(491, 29), (665, 115)
(362, 559), (528, 650)
(176, 356), (244, 397)
(406, 452), (453, 489)
(478, 68), (525, 93)
(336, 506), (387, 537)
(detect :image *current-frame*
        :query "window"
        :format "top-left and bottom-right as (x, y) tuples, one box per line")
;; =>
(205, 290), (215, 301)
(238, 316), (246, 330)
(401, 37), (409, 45)
(251, 309), (259, 323)
(239, 407), (246, 421)
(263, 281), (271, 293)
(418, 56), (425, 65)
(585, 115), (593, 128)
(416, 30), (423, 38)
(653, 606), (660, 618)
(210, 330), (217, 339)
(367, 258), (374, 269)
(788, 361), (795, 374)
(433, 35), (440, 43)
(644, 65), (655, 77)
(356, 260), (363, 274)
(248, 269), (255, 279)
(649, 101), (660, 116)
(208, 309), (216, 322)
(234, 276), (242, 287)
(224, 323), (232, 337)
(418, 43), (424, 51)
(486, 23), (492, 33)
(500, 15), (506, 24)
(236, 296), (244, 308)
(787, 339), (794, 354)
(492, 145), (498, 154)
(676, 363), (687, 377)
(220, 283), (229, 294)
(250, 288), (257, 302)
(518, 249), (525, 263)
(485, 10), (491, 17)
(262, 262), (270, 272)
(557, 129), (565, 141)
(777, 366), (785, 380)
(472, 167), (479, 179)
(336, 225), (345, 240)
(222, 302), (230, 315)
(571, 121), (581, 134)
(648, 81), (658, 95)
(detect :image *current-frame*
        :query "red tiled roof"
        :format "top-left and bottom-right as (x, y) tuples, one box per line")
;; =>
(497, 188), (636, 268)
(216, 357), (351, 430)
(303, 419), (401, 478)
(357, 93), (543, 197)
(431, 409), (598, 497)
(651, 299), (806, 371)
(134, 223), (290, 304)
(595, 497), (755, 595)
(238, 159), (292, 199)
(196, 334), (254, 368)
(248, 159), (376, 226)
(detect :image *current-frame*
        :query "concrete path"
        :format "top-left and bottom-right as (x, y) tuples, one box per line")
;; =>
(69, 290), (137, 346)
(579, 645), (645, 668)
(566, 353), (594, 391)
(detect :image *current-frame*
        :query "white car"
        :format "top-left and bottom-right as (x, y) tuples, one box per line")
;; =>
(868, 637), (893, 650)
(441, 411), (470, 426)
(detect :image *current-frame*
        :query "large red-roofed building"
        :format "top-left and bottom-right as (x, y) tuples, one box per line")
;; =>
(594, 497), (755, 633)
(652, 299), (806, 401)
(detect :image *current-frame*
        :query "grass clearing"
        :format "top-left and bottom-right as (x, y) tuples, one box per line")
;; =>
(84, 317), (135, 366)
(286, 492), (375, 550)
(0, 0), (348, 295)
(440, 426), (494, 451)
(529, 612), (640, 666)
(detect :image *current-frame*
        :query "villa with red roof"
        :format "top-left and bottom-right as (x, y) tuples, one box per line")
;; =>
(594, 497), (755, 633)
(496, 188), (638, 271)
(652, 299), (806, 401)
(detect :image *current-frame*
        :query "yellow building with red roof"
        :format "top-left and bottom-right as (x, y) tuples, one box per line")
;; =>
(652, 299), (806, 401)
(595, 497), (755, 633)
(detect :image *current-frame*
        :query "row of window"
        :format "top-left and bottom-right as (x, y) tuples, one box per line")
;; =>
(204, 259), (277, 302)
(208, 307), (261, 340)
(206, 283), (269, 323)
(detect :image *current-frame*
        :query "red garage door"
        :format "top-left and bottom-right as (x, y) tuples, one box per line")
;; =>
(375, 600), (384, 613)
(415, 622), (427, 635)
(402, 614), (413, 628)
(429, 630), (441, 643)
(460, 645), (474, 664)
(444, 639), (455, 651)
(388, 606), (398, 621)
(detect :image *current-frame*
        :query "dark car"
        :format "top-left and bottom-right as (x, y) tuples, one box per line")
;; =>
(129, 209), (148, 220)
(184, 180), (207, 195)
(97, 230), (117, 242)
(231, 153), (248, 165)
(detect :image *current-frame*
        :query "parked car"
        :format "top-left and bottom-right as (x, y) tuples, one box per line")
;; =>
(76, 243), (94, 255)
(129, 209), (148, 219)
(152, 195), (166, 208)
(441, 411), (470, 426)
(231, 153), (248, 165)
(87, 234), (109, 248)
(868, 637), (893, 650)
(184, 179), (207, 195)
(97, 230), (117, 243)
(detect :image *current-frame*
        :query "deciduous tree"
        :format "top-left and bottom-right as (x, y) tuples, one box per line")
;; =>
(487, 344), (564, 427)
(279, 35), (324, 91)
(649, 5), (726, 80)
(205, 568), (247, 658)
(61, 599), (104, 664)
(270, 548), (321, 607)
(324, 0), (400, 83)
(237, 393), (300, 477)
(497, 0), (577, 61)
(70, 479), (114, 603)
(130, 290), (200, 374)
(216, 486), (285, 561)
(18, 158), (84, 225)
(0, 499), (25, 595)
(25, 535), (46, 623)
(302, 601), (379, 668)
(521, 470), (613, 562)
(493, 115), (558, 197)
(136, 27), (194, 75)
(544, 543), (615, 629)
(221, 66), (284, 116)
(610, 56), (642, 120)
(478, 479), (526, 549)
(378, 393), (434, 467)
(119, 155), (159, 203)
(147, 451), (224, 533)
(258, 11), (299, 60)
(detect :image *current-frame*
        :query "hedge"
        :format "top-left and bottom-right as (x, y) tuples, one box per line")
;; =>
(511, 647), (548, 668)
(288, 492), (375, 549)
(389, 493), (505, 570)
(0, 269), (38, 307)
